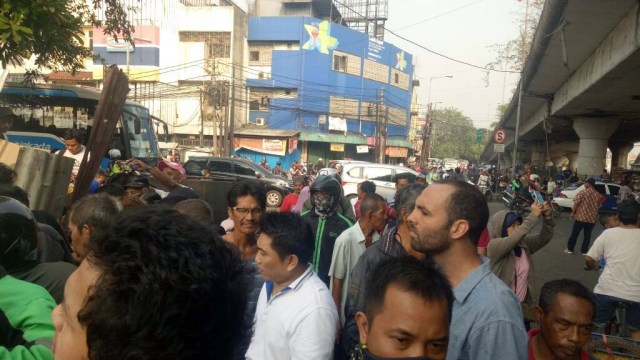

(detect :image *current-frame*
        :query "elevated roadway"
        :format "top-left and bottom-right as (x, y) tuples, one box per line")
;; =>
(482, 0), (640, 176)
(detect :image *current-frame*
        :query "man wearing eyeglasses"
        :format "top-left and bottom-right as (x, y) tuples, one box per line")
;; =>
(222, 180), (267, 360)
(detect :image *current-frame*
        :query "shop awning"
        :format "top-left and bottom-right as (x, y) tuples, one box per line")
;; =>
(233, 127), (299, 138)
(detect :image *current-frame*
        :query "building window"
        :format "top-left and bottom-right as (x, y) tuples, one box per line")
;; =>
(250, 51), (260, 61)
(394, 73), (399, 84)
(333, 54), (347, 72)
(180, 31), (231, 59)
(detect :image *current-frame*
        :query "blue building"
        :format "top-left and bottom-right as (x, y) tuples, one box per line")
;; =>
(235, 16), (414, 169)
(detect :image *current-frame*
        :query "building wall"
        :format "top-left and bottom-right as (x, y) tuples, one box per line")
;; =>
(246, 16), (413, 141)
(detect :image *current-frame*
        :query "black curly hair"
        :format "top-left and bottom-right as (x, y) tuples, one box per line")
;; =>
(80, 206), (249, 360)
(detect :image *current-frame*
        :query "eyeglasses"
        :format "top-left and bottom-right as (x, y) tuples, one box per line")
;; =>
(232, 207), (263, 217)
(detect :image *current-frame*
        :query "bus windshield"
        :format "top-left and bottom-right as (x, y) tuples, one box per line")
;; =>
(0, 83), (160, 160)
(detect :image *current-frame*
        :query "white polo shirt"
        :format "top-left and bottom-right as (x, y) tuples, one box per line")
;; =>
(245, 266), (338, 360)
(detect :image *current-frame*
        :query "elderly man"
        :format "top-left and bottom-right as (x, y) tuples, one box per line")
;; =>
(529, 279), (596, 360)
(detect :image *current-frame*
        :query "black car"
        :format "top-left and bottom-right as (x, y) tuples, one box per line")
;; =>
(183, 157), (292, 207)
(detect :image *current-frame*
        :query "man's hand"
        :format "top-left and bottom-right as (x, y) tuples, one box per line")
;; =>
(127, 158), (150, 172)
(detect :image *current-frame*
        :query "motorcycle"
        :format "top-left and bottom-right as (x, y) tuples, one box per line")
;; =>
(499, 189), (532, 215)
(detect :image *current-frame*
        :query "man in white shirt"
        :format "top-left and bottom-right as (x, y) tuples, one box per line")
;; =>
(585, 199), (640, 340)
(61, 128), (89, 181)
(247, 212), (338, 360)
(329, 193), (386, 327)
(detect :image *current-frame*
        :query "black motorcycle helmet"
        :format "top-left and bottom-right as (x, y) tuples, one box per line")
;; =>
(0, 196), (38, 266)
(310, 175), (341, 214)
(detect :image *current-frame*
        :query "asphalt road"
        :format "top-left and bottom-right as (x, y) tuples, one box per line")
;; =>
(487, 200), (601, 297)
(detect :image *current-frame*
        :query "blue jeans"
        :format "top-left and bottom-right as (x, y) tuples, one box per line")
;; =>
(566, 220), (595, 253)
(594, 293), (640, 331)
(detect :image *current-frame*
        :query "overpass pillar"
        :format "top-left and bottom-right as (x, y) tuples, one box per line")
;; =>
(572, 118), (619, 177)
(529, 141), (546, 169)
(566, 152), (578, 171)
(609, 141), (634, 170)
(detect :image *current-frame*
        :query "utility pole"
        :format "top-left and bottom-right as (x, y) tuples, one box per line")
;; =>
(377, 87), (385, 164)
(199, 89), (204, 147)
(228, 65), (236, 157)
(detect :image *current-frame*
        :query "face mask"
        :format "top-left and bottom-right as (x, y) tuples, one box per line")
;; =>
(313, 192), (335, 216)
(352, 346), (434, 360)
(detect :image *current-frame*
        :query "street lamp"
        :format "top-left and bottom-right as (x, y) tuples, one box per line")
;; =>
(427, 75), (453, 106)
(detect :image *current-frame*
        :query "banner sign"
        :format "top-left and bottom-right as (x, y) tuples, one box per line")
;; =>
(356, 145), (369, 154)
(385, 146), (408, 158)
(233, 137), (286, 156)
(330, 143), (345, 152)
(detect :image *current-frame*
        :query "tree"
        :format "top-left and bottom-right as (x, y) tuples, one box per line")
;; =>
(485, 0), (545, 74)
(0, 0), (135, 75)
(430, 107), (476, 160)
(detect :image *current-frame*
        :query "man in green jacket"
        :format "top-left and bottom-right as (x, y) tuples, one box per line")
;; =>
(0, 196), (56, 360)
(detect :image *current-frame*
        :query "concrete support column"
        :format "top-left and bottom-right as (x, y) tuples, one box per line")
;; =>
(609, 141), (634, 170)
(566, 152), (578, 171)
(572, 117), (619, 178)
(529, 141), (546, 169)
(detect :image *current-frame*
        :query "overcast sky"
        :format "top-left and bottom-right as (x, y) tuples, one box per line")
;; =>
(385, 0), (526, 128)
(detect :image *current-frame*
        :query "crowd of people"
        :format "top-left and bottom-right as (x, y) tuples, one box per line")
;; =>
(1, 137), (640, 360)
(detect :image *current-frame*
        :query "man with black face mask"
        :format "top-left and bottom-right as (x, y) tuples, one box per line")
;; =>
(301, 175), (353, 287)
(353, 256), (452, 360)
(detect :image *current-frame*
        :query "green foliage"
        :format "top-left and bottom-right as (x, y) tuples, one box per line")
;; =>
(430, 107), (475, 160)
(0, 0), (136, 73)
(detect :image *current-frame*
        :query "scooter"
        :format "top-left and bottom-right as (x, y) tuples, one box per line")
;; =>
(499, 188), (532, 215)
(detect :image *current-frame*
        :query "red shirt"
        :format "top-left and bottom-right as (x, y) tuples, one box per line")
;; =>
(477, 228), (490, 248)
(527, 328), (591, 360)
(279, 193), (299, 212)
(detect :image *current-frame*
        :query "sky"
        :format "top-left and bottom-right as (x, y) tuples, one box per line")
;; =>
(384, 0), (526, 128)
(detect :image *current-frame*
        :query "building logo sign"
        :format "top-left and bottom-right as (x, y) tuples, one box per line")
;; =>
(330, 143), (344, 152)
(302, 21), (338, 54)
(395, 51), (407, 71)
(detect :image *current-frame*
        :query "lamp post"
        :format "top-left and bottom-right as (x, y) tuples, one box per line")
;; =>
(427, 75), (453, 107)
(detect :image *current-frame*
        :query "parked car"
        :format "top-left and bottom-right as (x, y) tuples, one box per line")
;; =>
(553, 181), (620, 212)
(183, 157), (292, 207)
(338, 162), (421, 201)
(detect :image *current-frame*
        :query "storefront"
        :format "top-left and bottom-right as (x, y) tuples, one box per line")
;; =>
(232, 128), (300, 170)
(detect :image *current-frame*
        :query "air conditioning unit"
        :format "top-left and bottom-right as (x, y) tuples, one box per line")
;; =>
(255, 117), (266, 126)
(258, 71), (265, 79)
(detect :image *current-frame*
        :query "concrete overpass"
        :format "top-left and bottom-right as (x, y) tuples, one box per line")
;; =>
(481, 0), (640, 177)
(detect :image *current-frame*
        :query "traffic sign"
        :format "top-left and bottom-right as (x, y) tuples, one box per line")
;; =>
(494, 129), (506, 144)
(494, 144), (505, 153)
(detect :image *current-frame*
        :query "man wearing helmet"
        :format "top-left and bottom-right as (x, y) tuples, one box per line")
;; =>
(0, 196), (57, 358)
(301, 175), (353, 287)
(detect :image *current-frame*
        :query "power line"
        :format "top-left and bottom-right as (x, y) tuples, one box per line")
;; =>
(332, 0), (520, 74)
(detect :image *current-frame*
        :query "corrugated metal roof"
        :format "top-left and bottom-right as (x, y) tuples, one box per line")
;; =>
(14, 148), (74, 218)
(233, 127), (299, 138)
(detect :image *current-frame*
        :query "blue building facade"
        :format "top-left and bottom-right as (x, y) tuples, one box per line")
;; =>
(237, 16), (414, 168)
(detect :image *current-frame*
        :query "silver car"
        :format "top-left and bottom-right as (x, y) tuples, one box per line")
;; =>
(335, 161), (421, 201)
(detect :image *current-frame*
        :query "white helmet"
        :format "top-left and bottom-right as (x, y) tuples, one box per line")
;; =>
(530, 174), (540, 182)
(108, 149), (121, 159)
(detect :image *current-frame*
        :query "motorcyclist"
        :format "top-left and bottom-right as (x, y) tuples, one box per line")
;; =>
(300, 175), (353, 287)
(0, 196), (58, 359)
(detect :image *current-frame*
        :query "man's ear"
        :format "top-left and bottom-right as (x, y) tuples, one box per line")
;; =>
(449, 219), (469, 241)
(81, 224), (92, 240)
(534, 305), (544, 325)
(355, 311), (369, 346)
(227, 207), (234, 220)
(286, 254), (300, 272)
